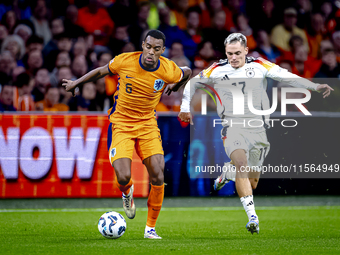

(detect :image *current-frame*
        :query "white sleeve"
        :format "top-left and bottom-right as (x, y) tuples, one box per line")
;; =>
(266, 65), (319, 91)
(180, 74), (213, 112)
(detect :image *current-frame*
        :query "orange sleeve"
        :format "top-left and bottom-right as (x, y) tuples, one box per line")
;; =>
(165, 60), (184, 84)
(108, 54), (124, 75)
(105, 75), (118, 96)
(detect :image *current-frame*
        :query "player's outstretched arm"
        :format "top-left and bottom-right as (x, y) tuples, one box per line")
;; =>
(178, 71), (213, 125)
(265, 61), (334, 98)
(165, 66), (192, 96)
(178, 75), (194, 125)
(62, 65), (110, 96)
(178, 77), (194, 125)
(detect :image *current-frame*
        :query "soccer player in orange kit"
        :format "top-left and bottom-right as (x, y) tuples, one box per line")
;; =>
(62, 30), (192, 239)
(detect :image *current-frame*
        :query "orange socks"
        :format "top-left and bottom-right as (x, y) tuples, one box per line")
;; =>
(146, 183), (164, 228)
(116, 180), (164, 228)
(115, 178), (133, 195)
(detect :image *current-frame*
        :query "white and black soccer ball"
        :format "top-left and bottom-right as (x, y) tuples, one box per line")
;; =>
(98, 211), (126, 239)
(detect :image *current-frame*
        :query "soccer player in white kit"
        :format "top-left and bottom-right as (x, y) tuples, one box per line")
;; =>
(179, 33), (333, 234)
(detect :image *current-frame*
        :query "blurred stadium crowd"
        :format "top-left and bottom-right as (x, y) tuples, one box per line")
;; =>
(0, 0), (339, 112)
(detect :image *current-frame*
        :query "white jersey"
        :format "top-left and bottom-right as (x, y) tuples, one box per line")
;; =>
(181, 57), (319, 132)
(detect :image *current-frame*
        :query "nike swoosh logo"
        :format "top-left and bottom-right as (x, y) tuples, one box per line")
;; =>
(126, 75), (134, 79)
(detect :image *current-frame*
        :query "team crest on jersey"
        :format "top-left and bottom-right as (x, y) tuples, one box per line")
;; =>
(110, 148), (116, 158)
(154, 79), (165, 91)
(245, 67), (255, 78)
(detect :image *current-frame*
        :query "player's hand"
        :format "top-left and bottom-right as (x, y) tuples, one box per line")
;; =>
(178, 111), (193, 125)
(316, 84), (334, 98)
(62, 79), (77, 97)
(165, 84), (177, 96)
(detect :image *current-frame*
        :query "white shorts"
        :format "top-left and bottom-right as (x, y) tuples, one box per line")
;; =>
(221, 127), (270, 171)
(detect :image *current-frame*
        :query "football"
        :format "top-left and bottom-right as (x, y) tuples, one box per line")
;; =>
(98, 211), (127, 239)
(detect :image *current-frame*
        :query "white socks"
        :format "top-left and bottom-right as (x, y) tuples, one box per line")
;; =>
(145, 226), (155, 232)
(240, 195), (257, 220)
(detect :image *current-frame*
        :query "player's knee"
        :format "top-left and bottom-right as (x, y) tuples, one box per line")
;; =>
(116, 174), (131, 186)
(150, 170), (164, 185)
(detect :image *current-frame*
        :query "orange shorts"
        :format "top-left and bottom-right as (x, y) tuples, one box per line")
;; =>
(107, 122), (163, 164)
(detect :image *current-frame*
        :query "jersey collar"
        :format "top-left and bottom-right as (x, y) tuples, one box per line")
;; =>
(139, 54), (160, 72)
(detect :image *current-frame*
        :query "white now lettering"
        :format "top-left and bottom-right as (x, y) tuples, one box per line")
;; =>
(54, 127), (101, 179)
(201, 87), (311, 116)
(281, 88), (311, 115)
(19, 127), (53, 179)
(0, 127), (20, 179)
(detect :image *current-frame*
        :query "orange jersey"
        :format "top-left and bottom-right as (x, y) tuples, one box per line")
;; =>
(107, 52), (183, 126)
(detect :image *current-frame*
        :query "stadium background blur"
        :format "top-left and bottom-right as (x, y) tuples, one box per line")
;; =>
(0, 0), (339, 198)
(0, 0), (340, 112)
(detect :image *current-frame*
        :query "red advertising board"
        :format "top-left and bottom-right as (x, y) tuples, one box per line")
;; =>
(0, 114), (149, 198)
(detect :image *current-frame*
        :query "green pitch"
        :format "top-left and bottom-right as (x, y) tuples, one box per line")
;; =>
(0, 206), (339, 255)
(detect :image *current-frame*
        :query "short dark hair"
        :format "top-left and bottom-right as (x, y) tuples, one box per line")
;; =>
(144, 30), (166, 46)
(45, 84), (57, 94)
(97, 51), (113, 61)
(288, 35), (303, 48)
(186, 6), (201, 17)
(54, 32), (71, 41)
(26, 35), (44, 47)
(15, 73), (30, 88)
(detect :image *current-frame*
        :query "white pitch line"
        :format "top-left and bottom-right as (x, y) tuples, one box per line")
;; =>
(0, 206), (339, 213)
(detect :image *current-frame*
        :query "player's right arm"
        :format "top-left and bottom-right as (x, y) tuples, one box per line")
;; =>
(178, 77), (199, 125)
(259, 58), (334, 98)
(62, 65), (110, 96)
(178, 69), (215, 125)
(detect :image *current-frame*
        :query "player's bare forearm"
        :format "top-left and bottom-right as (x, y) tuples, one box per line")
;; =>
(62, 65), (109, 95)
(165, 67), (192, 95)
(176, 67), (192, 90)
(75, 66), (109, 86)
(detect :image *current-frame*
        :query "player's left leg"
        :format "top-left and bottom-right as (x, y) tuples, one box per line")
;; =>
(143, 154), (164, 239)
(242, 132), (270, 234)
(135, 127), (164, 239)
(231, 149), (260, 235)
(222, 127), (261, 234)
(244, 172), (261, 235)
